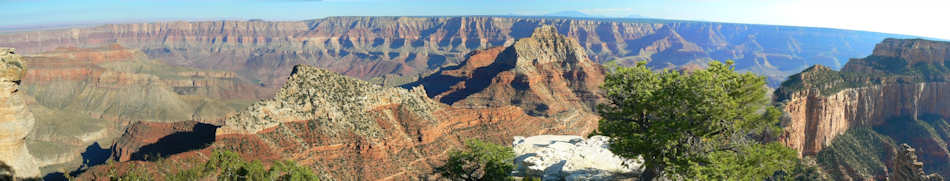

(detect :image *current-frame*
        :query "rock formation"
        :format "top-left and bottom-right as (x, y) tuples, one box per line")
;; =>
(776, 38), (950, 179)
(0, 17), (908, 88)
(891, 144), (944, 181)
(407, 25), (605, 121)
(16, 45), (268, 173)
(779, 39), (950, 156)
(82, 64), (599, 180)
(512, 135), (641, 181)
(78, 27), (614, 179)
(0, 48), (41, 178)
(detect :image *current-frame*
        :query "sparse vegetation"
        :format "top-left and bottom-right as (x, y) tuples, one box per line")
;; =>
(775, 56), (950, 102)
(102, 149), (320, 181)
(435, 139), (515, 181)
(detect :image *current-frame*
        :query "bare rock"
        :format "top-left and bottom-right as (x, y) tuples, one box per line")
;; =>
(411, 25), (605, 129)
(512, 135), (642, 181)
(890, 144), (943, 181)
(0, 48), (40, 177)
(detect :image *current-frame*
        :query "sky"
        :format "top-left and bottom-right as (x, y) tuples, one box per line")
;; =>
(2, 0), (948, 40)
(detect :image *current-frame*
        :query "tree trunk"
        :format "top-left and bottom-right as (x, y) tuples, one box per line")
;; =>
(640, 162), (664, 181)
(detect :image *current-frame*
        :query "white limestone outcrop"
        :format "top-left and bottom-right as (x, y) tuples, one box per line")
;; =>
(512, 135), (642, 181)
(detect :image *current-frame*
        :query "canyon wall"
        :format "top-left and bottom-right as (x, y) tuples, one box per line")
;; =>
(778, 39), (950, 179)
(80, 27), (602, 180)
(0, 48), (40, 178)
(16, 45), (269, 174)
(407, 25), (605, 120)
(0, 16), (908, 87)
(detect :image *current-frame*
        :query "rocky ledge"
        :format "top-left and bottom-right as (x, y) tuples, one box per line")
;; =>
(219, 64), (441, 136)
(0, 48), (40, 178)
(512, 135), (642, 181)
(891, 144), (943, 181)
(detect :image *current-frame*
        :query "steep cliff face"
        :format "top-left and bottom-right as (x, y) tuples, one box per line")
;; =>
(891, 144), (944, 181)
(407, 26), (604, 120)
(777, 38), (950, 179)
(0, 17), (908, 88)
(0, 48), (41, 178)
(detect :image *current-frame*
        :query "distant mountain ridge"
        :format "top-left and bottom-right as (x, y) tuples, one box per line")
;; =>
(541, 11), (649, 19)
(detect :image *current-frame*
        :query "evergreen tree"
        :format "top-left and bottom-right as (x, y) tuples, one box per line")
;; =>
(596, 61), (798, 180)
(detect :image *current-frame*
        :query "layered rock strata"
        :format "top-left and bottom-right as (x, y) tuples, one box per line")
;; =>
(0, 48), (41, 177)
(407, 25), (605, 121)
(84, 29), (607, 178)
(0, 17), (909, 88)
(777, 39), (950, 179)
(779, 39), (950, 157)
(211, 64), (597, 180)
(18, 45), (268, 174)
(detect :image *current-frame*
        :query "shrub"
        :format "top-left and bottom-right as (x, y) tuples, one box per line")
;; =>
(435, 139), (515, 181)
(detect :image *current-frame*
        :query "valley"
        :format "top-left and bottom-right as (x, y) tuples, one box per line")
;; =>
(0, 15), (944, 180)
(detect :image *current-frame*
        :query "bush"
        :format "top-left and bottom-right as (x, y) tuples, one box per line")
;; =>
(435, 139), (515, 181)
(108, 149), (319, 181)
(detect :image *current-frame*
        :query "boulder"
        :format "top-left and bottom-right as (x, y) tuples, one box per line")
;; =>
(512, 135), (642, 181)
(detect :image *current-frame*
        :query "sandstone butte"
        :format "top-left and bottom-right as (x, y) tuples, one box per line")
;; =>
(406, 25), (605, 121)
(0, 48), (41, 178)
(776, 38), (950, 179)
(78, 26), (604, 180)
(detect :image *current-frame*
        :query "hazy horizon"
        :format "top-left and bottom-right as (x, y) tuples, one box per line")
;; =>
(2, 0), (948, 40)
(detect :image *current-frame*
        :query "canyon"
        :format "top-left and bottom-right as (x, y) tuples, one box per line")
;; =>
(0, 16), (927, 179)
(0, 16), (908, 88)
(777, 38), (950, 179)
(76, 27), (603, 180)
(18, 44), (269, 175)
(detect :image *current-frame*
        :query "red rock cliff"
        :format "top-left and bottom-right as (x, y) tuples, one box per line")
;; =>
(779, 38), (950, 157)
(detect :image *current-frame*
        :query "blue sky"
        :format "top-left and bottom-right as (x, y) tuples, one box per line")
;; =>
(2, 0), (948, 39)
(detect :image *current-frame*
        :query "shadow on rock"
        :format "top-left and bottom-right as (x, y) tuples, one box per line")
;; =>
(129, 123), (218, 161)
